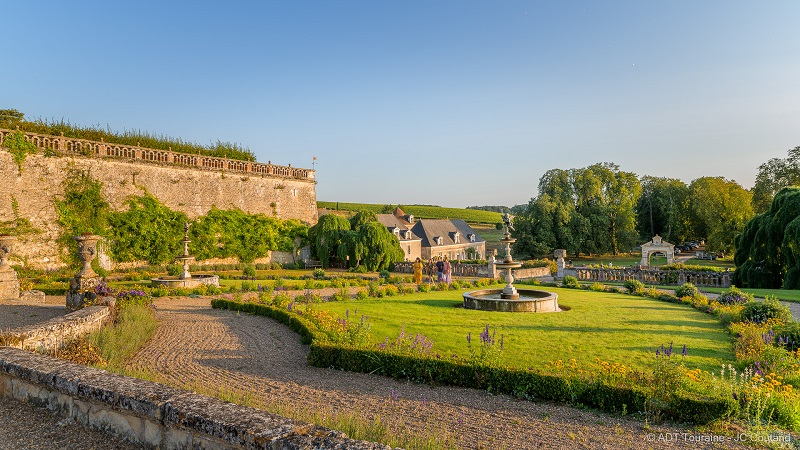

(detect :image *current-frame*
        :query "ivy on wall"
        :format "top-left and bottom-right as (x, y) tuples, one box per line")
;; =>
(54, 171), (309, 266)
(3, 131), (38, 174)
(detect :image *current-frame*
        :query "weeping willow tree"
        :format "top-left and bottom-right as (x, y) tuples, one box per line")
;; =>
(308, 211), (404, 270)
(734, 187), (800, 288)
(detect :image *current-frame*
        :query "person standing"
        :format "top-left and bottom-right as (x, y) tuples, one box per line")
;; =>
(435, 257), (445, 282)
(413, 257), (423, 284)
(443, 256), (452, 284)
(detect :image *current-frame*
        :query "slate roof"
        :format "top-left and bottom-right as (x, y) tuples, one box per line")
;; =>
(410, 219), (485, 247)
(375, 214), (421, 241)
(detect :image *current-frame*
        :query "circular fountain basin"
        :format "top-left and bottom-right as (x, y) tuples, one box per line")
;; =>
(151, 274), (219, 289)
(463, 288), (560, 312)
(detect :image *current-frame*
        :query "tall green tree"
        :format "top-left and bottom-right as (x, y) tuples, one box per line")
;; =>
(308, 214), (351, 268)
(735, 187), (800, 288)
(513, 163), (640, 257)
(688, 177), (753, 254)
(635, 176), (691, 243)
(752, 147), (800, 213)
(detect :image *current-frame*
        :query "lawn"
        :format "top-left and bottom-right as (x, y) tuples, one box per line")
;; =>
(702, 287), (800, 302)
(310, 287), (735, 373)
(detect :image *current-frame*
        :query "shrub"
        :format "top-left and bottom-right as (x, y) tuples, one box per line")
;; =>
(384, 284), (399, 296)
(561, 276), (580, 289)
(418, 283), (431, 293)
(167, 264), (182, 277)
(624, 279), (644, 294)
(242, 264), (257, 278)
(379, 269), (391, 279)
(675, 282), (699, 299)
(716, 286), (753, 305)
(741, 297), (792, 325)
(775, 322), (800, 352)
(588, 282), (606, 292)
(355, 289), (369, 300)
(312, 268), (326, 279)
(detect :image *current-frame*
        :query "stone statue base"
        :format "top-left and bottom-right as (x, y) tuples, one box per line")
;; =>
(66, 276), (100, 311)
(0, 269), (20, 300)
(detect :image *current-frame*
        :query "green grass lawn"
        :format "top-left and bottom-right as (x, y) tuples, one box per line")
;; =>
(571, 254), (655, 267)
(701, 287), (800, 302)
(310, 287), (734, 373)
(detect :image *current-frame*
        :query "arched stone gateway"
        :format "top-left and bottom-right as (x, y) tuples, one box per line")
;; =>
(640, 235), (675, 267)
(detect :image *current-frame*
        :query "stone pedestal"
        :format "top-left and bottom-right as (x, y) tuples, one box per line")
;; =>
(0, 269), (20, 300)
(554, 249), (567, 280)
(0, 236), (20, 299)
(66, 235), (102, 311)
(66, 275), (100, 311)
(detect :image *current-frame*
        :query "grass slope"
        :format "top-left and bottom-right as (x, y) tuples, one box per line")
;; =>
(311, 287), (734, 373)
(317, 201), (503, 225)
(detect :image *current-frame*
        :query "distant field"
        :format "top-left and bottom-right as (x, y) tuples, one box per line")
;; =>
(317, 201), (503, 224)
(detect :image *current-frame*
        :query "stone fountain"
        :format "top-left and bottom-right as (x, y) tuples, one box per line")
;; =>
(463, 214), (559, 312)
(151, 223), (219, 289)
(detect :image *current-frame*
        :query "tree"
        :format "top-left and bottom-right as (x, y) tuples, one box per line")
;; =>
(308, 214), (351, 268)
(688, 177), (753, 254)
(751, 147), (800, 213)
(734, 187), (800, 288)
(513, 163), (640, 257)
(635, 177), (691, 243)
(0, 109), (24, 126)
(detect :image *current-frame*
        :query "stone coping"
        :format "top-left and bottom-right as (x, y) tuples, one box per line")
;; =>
(4, 306), (111, 352)
(0, 347), (393, 449)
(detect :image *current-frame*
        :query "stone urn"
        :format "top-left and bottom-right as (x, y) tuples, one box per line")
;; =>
(0, 235), (15, 271)
(75, 234), (100, 278)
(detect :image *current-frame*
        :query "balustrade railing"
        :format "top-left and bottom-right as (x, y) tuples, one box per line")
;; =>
(0, 128), (314, 181)
(574, 267), (732, 288)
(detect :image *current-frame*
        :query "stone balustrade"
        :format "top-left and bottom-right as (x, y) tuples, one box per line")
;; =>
(0, 128), (314, 181)
(393, 261), (487, 277)
(574, 267), (732, 288)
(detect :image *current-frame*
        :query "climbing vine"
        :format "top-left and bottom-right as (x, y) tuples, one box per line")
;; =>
(54, 171), (308, 266)
(2, 131), (37, 174)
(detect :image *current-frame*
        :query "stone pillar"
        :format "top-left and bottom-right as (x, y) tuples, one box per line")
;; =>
(554, 249), (567, 279)
(487, 249), (498, 279)
(0, 236), (20, 300)
(66, 235), (101, 311)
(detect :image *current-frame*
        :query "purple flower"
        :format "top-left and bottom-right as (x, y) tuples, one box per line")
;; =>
(466, 332), (471, 344)
(681, 344), (687, 357)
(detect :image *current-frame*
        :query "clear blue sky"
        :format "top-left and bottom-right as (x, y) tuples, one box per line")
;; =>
(4, 1), (799, 208)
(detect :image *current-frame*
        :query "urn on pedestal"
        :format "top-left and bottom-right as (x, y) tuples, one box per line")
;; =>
(66, 234), (102, 310)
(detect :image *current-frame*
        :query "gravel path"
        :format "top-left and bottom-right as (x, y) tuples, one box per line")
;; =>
(0, 296), (66, 330)
(123, 296), (753, 449)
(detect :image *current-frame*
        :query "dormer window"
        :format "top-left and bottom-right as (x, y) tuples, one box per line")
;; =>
(435, 236), (443, 246)
(402, 230), (411, 239)
(468, 233), (475, 242)
(450, 232), (460, 244)
(408, 215), (414, 223)
(391, 227), (400, 237)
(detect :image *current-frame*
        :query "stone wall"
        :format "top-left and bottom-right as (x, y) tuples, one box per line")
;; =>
(3, 306), (110, 352)
(0, 138), (318, 269)
(0, 347), (388, 449)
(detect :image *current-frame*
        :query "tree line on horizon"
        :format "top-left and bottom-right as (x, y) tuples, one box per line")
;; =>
(509, 147), (800, 261)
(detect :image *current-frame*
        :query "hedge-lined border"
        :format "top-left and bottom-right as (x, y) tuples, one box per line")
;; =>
(211, 298), (737, 424)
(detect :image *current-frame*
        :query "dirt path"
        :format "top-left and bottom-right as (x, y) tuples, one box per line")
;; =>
(125, 296), (753, 449)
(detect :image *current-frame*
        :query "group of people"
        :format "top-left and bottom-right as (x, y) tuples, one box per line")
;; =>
(412, 256), (452, 284)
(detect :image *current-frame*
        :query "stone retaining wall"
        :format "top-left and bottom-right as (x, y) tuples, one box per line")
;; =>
(0, 347), (390, 449)
(3, 306), (110, 352)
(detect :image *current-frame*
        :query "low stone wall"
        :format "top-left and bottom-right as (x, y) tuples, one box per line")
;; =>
(3, 306), (110, 352)
(510, 266), (550, 279)
(0, 347), (389, 449)
(574, 267), (732, 288)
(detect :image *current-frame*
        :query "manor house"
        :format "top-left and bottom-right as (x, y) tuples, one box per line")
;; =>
(376, 207), (486, 262)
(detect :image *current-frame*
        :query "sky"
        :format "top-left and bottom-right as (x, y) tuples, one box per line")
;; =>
(4, 1), (799, 208)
